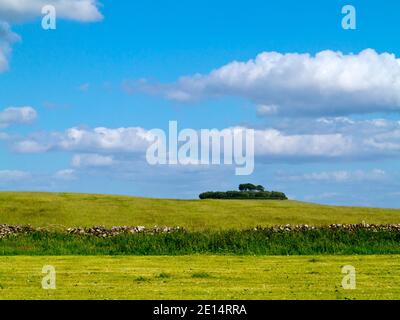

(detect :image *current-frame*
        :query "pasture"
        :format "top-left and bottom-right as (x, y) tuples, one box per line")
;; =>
(0, 255), (399, 300)
(1, 192), (399, 300)
(0, 192), (399, 230)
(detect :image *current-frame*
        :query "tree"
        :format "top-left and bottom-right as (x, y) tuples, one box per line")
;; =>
(238, 183), (258, 192)
(199, 189), (287, 200)
(256, 185), (265, 192)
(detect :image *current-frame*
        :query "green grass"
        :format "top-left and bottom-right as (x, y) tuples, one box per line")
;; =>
(1, 255), (399, 300)
(1, 192), (399, 300)
(0, 192), (399, 230)
(2, 229), (400, 255)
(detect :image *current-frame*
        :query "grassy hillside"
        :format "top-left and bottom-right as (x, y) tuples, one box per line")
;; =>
(0, 192), (399, 230)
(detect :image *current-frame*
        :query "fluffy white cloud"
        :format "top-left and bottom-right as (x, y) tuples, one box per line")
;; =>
(72, 153), (114, 167)
(277, 169), (386, 183)
(60, 127), (154, 153)
(0, 106), (37, 128)
(253, 129), (352, 158)
(9, 117), (400, 163)
(131, 49), (400, 116)
(14, 127), (154, 153)
(0, 0), (103, 22)
(262, 117), (400, 160)
(13, 125), (340, 158)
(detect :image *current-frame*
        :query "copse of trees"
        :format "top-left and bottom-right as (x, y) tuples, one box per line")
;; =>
(199, 184), (287, 200)
(239, 184), (265, 192)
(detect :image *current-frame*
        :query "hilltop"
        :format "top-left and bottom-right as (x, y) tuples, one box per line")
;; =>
(0, 192), (399, 230)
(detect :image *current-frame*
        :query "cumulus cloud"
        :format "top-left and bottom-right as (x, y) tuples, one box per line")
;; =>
(12, 125), (349, 159)
(0, 106), (37, 128)
(9, 117), (400, 163)
(257, 117), (400, 161)
(14, 126), (154, 154)
(72, 153), (114, 167)
(129, 49), (400, 116)
(0, 0), (103, 22)
(253, 129), (352, 158)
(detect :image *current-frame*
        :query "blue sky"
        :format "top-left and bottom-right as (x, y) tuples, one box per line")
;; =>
(0, 0), (400, 208)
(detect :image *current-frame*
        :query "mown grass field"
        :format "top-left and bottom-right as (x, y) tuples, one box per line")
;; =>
(0, 255), (399, 300)
(0, 192), (399, 230)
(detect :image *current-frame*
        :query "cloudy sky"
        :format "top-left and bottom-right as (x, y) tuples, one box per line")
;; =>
(0, 0), (399, 208)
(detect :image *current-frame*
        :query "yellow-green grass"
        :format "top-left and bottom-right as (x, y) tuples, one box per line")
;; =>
(0, 255), (399, 300)
(0, 192), (399, 230)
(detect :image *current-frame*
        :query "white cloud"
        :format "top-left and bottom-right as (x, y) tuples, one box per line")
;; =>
(0, 170), (30, 181)
(59, 127), (154, 153)
(0, 0), (103, 22)
(132, 49), (400, 116)
(13, 125), (350, 158)
(10, 117), (400, 162)
(278, 169), (386, 183)
(254, 129), (352, 158)
(0, 106), (37, 128)
(0, 22), (19, 72)
(72, 153), (114, 168)
(13, 140), (47, 153)
(14, 126), (154, 153)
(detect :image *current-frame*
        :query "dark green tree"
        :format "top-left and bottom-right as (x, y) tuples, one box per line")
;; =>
(256, 185), (265, 192)
(239, 183), (258, 192)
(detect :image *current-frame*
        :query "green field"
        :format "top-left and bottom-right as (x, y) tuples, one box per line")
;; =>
(1, 192), (400, 300)
(0, 192), (399, 230)
(0, 255), (399, 300)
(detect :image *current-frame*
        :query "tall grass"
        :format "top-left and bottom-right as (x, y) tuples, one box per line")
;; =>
(1, 229), (400, 255)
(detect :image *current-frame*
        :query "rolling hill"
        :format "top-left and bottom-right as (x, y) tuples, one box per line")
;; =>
(0, 192), (399, 230)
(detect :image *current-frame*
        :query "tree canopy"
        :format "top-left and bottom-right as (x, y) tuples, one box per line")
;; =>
(200, 184), (287, 200)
